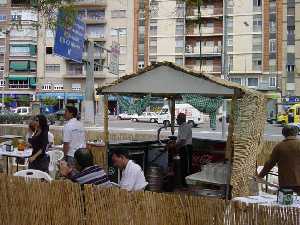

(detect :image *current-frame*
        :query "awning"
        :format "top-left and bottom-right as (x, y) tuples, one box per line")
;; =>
(8, 75), (28, 81)
(30, 61), (37, 70)
(37, 92), (84, 100)
(10, 61), (29, 71)
(29, 77), (36, 86)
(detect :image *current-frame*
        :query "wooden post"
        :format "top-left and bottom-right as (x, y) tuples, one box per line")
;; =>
(103, 94), (109, 144)
(170, 97), (176, 135)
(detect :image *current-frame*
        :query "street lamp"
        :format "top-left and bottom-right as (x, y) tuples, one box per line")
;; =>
(1, 29), (10, 111)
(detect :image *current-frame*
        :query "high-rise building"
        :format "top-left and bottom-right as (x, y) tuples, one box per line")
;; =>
(184, 0), (223, 75)
(36, 0), (134, 111)
(282, 0), (299, 97)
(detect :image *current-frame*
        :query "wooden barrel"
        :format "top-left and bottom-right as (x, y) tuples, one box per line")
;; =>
(147, 166), (162, 192)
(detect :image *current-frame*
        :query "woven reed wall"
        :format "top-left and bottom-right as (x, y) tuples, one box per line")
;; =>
(229, 91), (267, 197)
(0, 174), (299, 225)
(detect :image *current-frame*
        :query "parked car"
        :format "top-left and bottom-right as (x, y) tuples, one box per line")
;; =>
(117, 112), (137, 120)
(132, 112), (158, 123)
(12, 107), (31, 116)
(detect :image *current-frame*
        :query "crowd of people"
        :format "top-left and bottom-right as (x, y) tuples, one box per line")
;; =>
(22, 105), (148, 192)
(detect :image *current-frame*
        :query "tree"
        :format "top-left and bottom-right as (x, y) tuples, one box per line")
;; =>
(4, 97), (14, 105)
(43, 97), (58, 106)
(18, 96), (30, 106)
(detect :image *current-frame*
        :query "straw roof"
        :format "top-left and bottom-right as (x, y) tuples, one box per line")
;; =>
(97, 61), (263, 98)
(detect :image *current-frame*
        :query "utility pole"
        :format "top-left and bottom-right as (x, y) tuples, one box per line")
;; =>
(221, 0), (229, 138)
(83, 40), (95, 125)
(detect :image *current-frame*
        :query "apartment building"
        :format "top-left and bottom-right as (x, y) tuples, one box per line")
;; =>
(185, 0), (223, 75)
(281, 0), (300, 100)
(36, 0), (134, 110)
(227, 0), (283, 115)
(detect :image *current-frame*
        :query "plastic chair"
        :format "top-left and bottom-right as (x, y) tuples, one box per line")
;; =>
(14, 169), (53, 182)
(46, 150), (64, 179)
(257, 166), (278, 194)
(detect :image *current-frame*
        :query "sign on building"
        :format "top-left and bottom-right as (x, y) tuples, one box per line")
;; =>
(54, 11), (86, 63)
(109, 41), (120, 75)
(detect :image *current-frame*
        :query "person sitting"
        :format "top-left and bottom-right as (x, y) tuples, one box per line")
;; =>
(111, 149), (148, 191)
(59, 148), (110, 186)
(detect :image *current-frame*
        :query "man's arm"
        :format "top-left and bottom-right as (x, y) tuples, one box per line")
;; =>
(120, 167), (138, 191)
(63, 125), (71, 156)
(258, 146), (280, 178)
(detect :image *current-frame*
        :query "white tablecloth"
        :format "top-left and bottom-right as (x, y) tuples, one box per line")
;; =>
(0, 148), (32, 158)
(233, 194), (300, 208)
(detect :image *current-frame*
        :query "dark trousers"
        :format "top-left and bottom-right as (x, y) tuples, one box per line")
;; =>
(28, 155), (50, 173)
(179, 145), (193, 186)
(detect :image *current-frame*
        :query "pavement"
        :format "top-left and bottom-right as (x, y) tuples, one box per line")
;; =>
(93, 115), (284, 141)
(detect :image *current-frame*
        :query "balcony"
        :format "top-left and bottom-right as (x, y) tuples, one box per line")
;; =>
(256, 82), (277, 91)
(10, 35), (37, 42)
(186, 64), (221, 74)
(74, 0), (106, 7)
(64, 70), (106, 78)
(80, 15), (106, 24)
(86, 33), (105, 42)
(186, 6), (223, 19)
(186, 27), (222, 37)
(82, 51), (105, 59)
(185, 45), (222, 57)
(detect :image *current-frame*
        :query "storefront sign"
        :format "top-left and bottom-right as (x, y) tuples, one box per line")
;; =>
(282, 96), (300, 104)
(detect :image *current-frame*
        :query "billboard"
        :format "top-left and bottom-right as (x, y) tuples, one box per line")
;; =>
(54, 12), (86, 63)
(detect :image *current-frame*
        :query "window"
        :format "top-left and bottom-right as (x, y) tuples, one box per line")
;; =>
(270, 1), (276, 13)
(269, 21), (276, 33)
(0, 0), (7, 4)
(176, 5), (184, 17)
(176, 24), (184, 35)
(252, 54), (262, 71)
(227, 0), (234, 14)
(119, 28), (127, 36)
(175, 57), (183, 66)
(253, 15), (262, 32)
(111, 10), (126, 18)
(150, 25), (157, 36)
(119, 64), (126, 73)
(42, 84), (51, 90)
(9, 80), (29, 89)
(253, 0), (262, 11)
(269, 77), (276, 87)
(46, 29), (54, 38)
(0, 46), (5, 53)
(175, 37), (184, 53)
(230, 77), (242, 85)
(0, 15), (6, 21)
(228, 35), (233, 52)
(46, 64), (60, 73)
(229, 55), (233, 71)
(150, 1), (159, 18)
(138, 44), (144, 54)
(252, 35), (262, 51)
(120, 46), (127, 54)
(227, 17), (233, 33)
(286, 65), (295, 72)
(0, 79), (5, 87)
(46, 47), (53, 54)
(287, 7), (295, 16)
(269, 39), (276, 53)
(53, 83), (63, 90)
(72, 83), (81, 91)
(247, 77), (258, 87)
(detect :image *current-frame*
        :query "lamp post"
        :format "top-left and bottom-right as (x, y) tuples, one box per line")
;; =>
(2, 29), (9, 111)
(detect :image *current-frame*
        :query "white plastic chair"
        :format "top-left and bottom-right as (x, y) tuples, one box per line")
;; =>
(46, 150), (64, 179)
(257, 166), (279, 194)
(14, 169), (53, 182)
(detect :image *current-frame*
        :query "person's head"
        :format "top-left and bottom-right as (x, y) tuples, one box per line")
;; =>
(111, 149), (129, 169)
(64, 105), (78, 121)
(74, 148), (94, 171)
(282, 125), (298, 138)
(176, 113), (186, 125)
(28, 120), (37, 133)
(35, 114), (48, 132)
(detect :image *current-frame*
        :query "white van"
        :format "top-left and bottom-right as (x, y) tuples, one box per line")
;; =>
(157, 103), (205, 127)
(13, 107), (31, 116)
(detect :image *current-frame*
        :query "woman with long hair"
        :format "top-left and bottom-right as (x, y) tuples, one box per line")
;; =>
(28, 114), (50, 172)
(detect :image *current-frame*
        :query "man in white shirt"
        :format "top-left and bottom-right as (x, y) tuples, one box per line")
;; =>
(63, 105), (86, 166)
(111, 149), (148, 191)
(176, 113), (193, 186)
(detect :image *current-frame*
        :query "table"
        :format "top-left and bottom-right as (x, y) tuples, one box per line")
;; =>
(0, 135), (22, 140)
(0, 147), (32, 174)
(233, 193), (300, 208)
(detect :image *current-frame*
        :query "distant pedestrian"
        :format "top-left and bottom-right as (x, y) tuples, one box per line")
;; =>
(63, 106), (86, 166)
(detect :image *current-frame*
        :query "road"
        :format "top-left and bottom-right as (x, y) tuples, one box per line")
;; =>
(94, 116), (284, 141)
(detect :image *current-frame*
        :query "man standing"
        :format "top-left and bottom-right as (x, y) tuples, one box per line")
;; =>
(176, 113), (193, 186)
(111, 149), (148, 191)
(63, 105), (86, 166)
(258, 125), (300, 194)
